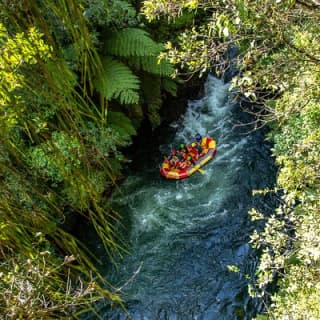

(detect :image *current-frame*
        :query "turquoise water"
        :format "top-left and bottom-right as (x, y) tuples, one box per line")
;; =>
(99, 76), (276, 319)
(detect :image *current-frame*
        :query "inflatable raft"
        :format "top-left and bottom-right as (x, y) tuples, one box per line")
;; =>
(160, 138), (217, 180)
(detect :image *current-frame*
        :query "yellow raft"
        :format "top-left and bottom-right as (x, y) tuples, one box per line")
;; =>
(160, 138), (217, 180)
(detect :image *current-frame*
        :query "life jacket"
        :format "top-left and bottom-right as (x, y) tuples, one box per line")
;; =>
(187, 146), (199, 160)
(180, 149), (189, 160)
(178, 159), (192, 170)
(168, 155), (180, 167)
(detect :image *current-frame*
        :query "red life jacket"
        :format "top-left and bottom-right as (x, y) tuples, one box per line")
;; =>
(188, 146), (199, 160)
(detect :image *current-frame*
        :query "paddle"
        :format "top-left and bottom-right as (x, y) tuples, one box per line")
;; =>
(197, 168), (205, 174)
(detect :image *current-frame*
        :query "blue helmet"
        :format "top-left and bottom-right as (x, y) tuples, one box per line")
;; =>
(195, 133), (202, 142)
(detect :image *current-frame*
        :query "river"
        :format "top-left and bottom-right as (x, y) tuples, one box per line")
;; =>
(97, 75), (277, 319)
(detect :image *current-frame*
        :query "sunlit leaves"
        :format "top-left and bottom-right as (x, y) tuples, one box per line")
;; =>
(144, 0), (320, 317)
(160, 22), (230, 77)
(0, 234), (120, 319)
(0, 24), (52, 131)
(0, 2), (131, 317)
(249, 51), (320, 320)
(143, 0), (199, 21)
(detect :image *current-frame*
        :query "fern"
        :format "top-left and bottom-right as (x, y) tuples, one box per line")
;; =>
(107, 111), (136, 141)
(95, 56), (140, 104)
(141, 75), (162, 126)
(105, 28), (174, 76)
(129, 55), (174, 76)
(104, 28), (160, 57)
(162, 77), (178, 96)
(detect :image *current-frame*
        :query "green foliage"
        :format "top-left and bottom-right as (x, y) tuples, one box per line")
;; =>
(142, 0), (320, 84)
(248, 37), (320, 320)
(104, 27), (175, 76)
(0, 23), (52, 132)
(105, 28), (160, 57)
(28, 131), (82, 184)
(95, 56), (141, 104)
(95, 26), (177, 125)
(142, 0), (239, 77)
(161, 77), (178, 96)
(141, 1), (320, 319)
(0, 3), (132, 317)
(129, 55), (174, 76)
(108, 111), (137, 141)
(143, 0), (199, 21)
(84, 0), (137, 28)
(146, 10), (197, 42)
(141, 74), (162, 126)
(0, 234), (121, 319)
(0, 0), (178, 317)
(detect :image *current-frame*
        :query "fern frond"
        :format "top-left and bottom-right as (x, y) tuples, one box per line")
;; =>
(94, 56), (140, 104)
(141, 75), (162, 126)
(129, 55), (174, 76)
(162, 78), (178, 96)
(107, 111), (136, 141)
(105, 28), (159, 57)
(141, 75), (161, 106)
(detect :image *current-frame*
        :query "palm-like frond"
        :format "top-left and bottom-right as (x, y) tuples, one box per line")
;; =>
(108, 111), (136, 140)
(95, 56), (140, 104)
(105, 27), (174, 80)
(129, 55), (174, 76)
(162, 77), (178, 96)
(141, 75), (162, 126)
(105, 28), (160, 57)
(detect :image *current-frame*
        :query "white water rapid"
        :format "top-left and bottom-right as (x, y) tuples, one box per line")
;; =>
(95, 75), (276, 320)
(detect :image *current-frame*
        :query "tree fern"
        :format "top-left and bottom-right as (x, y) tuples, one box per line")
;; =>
(107, 111), (136, 141)
(104, 28), (160, 57)
(94, 56), (140, 104)
(129, 55), (174, 76)
(141, 75), (162, 126)
(105, 28), (174, 76)
(161, 77), (178, 96)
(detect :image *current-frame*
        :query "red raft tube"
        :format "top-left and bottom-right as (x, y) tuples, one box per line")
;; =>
(160, 138), (217, 180)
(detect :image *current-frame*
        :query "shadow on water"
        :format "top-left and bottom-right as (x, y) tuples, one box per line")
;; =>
(93, 75), (277, 320)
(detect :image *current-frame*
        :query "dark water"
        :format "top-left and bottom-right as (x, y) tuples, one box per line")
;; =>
(97, 76), (276, 319)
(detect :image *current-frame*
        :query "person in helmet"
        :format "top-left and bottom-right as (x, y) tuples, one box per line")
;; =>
(168, 149), (182, 168)
(195, 133), (202, 143)
(193, 134), (203, 156)
(179, 143), (189, 160)
(187, 155), (195, 165)
(187, 142), (200, 161)
(194, 133), (216, 156)
(177, 155), (194, 170)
